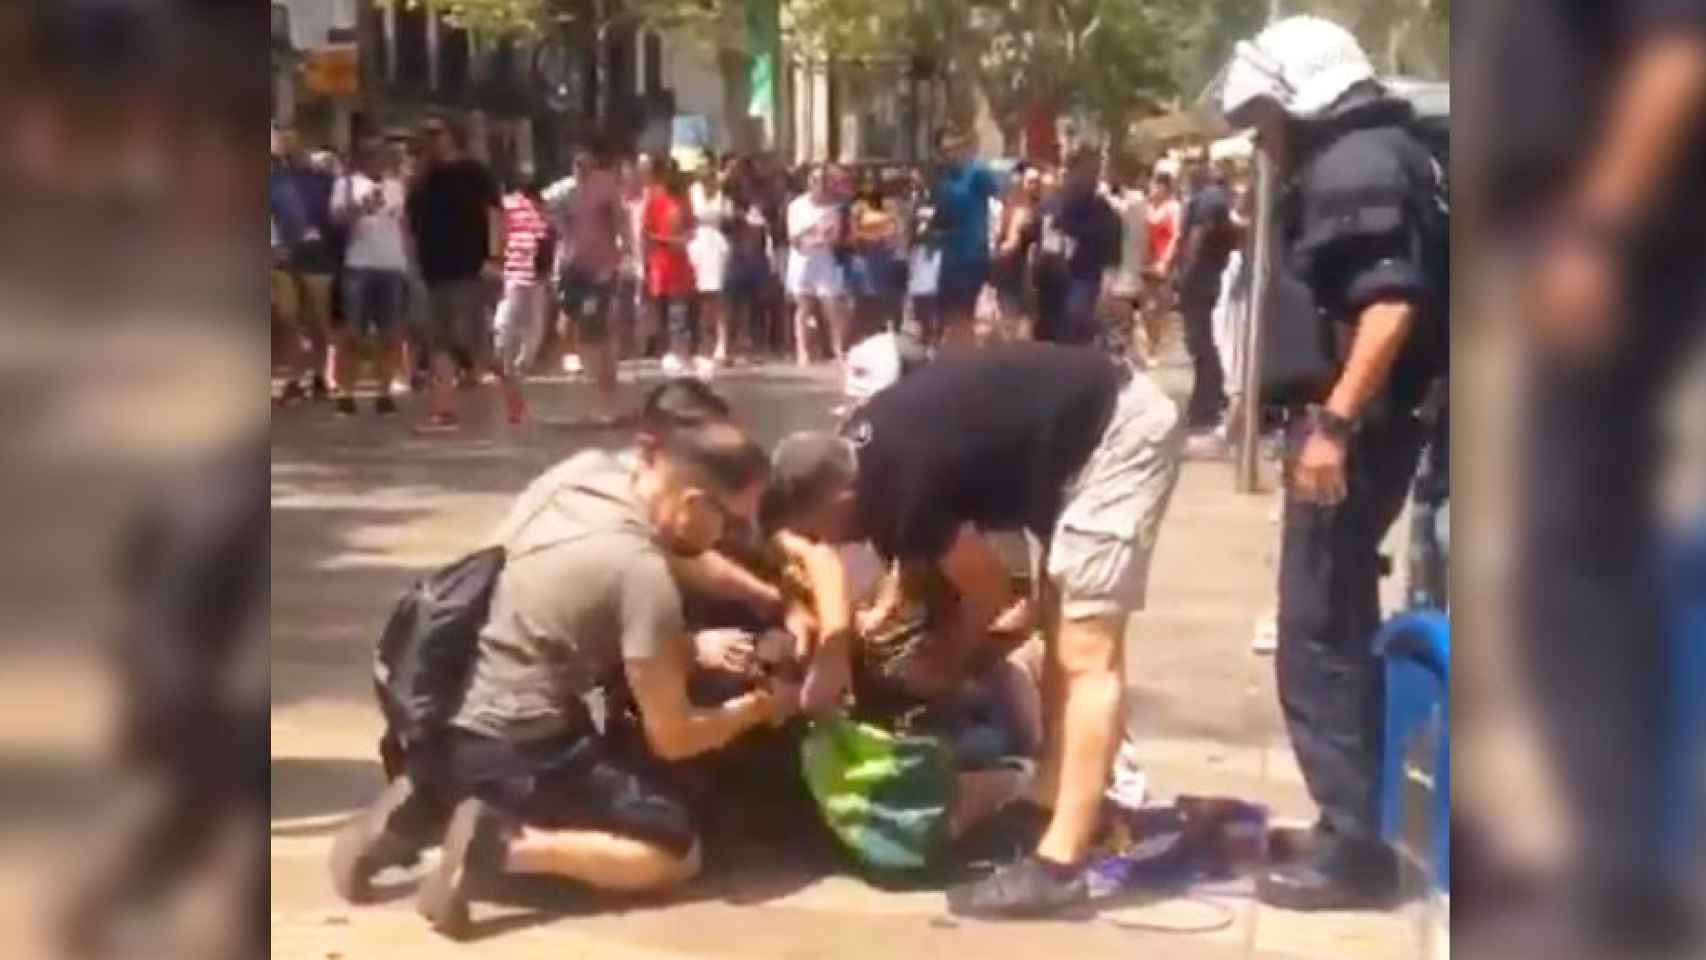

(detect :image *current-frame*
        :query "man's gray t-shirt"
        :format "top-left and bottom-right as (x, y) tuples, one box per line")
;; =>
(452, 451), (685, 743)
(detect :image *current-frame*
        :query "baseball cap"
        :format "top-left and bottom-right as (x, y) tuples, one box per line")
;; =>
(1220, 16), (1376, 124)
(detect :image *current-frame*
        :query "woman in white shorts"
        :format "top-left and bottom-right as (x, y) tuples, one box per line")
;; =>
(787, 166), (850, 366)
(689, 163), (734, 373)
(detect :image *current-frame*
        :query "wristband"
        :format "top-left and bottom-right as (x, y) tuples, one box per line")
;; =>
(1306, 405), (1354, 444)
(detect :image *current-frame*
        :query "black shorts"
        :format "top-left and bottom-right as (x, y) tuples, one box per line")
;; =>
(938, 257), (990, 315)
(556, 264), (615, 343)
(445, 726), (697, 857)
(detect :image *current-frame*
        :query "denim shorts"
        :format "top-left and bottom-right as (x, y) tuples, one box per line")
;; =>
(340, 268), (408, 338)
(937, 257), (989, 314)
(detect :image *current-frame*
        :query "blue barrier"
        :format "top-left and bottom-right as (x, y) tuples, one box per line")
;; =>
(1375, 609), (1450, 893)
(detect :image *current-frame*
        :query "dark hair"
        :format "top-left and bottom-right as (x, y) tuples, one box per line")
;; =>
(660, 421), (770, 497)
(640, 379), (732, 439)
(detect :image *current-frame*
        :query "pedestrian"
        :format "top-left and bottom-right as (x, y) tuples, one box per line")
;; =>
(1175, 159), (1238, 430)
(764, 342), (1183, 918)
(722, 161), (774, 362)
(1104, 159), (1151, 359)
(1033, 146), (1121, 347)
(1140, 171), (1183, 363)
(644, 156), (700, 377)
(847, 175), (905, 343)
(930, 129), (1004, 350)
(405, 116), (504, 433)
(906, 168), (944, 346)
(786, 165), (850, 366)
(272, 126), (339, 404)
(493, 172), (552, 425)
(546, 145), (630, 423)
(1220, 15), (1449, 912)
(328, 136), (409, 417)
(689, 156), (733, 372)
(990, 166), (1042, 343)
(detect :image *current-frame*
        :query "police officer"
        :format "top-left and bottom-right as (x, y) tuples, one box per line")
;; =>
(1219, 17), (1448, 911)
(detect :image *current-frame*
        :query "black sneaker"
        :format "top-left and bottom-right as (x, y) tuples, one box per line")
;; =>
(945, 855), (1088, 919)
(311, 376), (332, 402)
(1256, 834), (1400, 912)
(328, 775), (435, 903)
(374, 396), (399, 416)
(335, 396), (358, 417)
(417, 797), (509, 939)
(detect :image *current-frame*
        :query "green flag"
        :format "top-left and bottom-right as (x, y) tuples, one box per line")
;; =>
(746, 0), (778, 119)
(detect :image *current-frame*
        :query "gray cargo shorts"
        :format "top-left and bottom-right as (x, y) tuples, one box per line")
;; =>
(425, 277), (491, 364)
(1046, 366), (1184, 620)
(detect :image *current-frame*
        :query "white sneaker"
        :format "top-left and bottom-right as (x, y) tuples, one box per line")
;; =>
(562, 354), (584, 375)
(1252, 612), (1278, 654)
(389, 377), (411, 395)
(693, 356), (717, 381)
(660, 353), (685, 376)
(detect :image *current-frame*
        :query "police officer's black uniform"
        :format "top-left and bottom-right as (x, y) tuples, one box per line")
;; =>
(1260, 89), (1448, 909)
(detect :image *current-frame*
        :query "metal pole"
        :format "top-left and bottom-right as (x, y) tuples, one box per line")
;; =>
(1235, 0), (1280, 494)
(1235, 151), (1273, 493)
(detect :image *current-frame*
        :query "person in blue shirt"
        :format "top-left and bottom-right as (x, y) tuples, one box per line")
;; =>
(930, 129), (1005, 349)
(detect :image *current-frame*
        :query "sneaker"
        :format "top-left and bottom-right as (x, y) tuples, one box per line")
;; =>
(413, 412), (460, 435)
(277, 381), (308, 407)
(417, 797), (509, 940)
(562, 354), (584, 375)
(945, 855), (1089, 919)
(335, 396), (358, 417)
(375, 396), (399, 417)
(660, 353), (685, 376)
(390, 377), (412, 395)
(311, 376), (332, 402)
(693, 356), (717, 381)
(328, 775), (433, 903)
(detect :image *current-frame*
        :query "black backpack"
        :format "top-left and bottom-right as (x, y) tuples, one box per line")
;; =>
(373, 546), (505, 779)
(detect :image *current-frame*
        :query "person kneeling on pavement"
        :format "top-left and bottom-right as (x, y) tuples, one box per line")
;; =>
(339, 419), (797, 939)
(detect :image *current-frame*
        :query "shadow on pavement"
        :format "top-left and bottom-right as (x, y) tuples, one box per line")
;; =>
(270, 755), (386, 827)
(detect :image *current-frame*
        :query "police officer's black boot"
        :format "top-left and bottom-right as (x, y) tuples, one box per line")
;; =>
(1256, 829), (1400, 912)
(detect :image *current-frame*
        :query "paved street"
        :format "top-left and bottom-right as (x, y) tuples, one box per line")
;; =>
(269, 359), (1430, 960)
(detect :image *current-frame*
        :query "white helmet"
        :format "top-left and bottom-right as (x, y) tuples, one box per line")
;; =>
(1220, 16), (1376, 123)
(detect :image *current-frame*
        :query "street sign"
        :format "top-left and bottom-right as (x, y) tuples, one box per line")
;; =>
(301, 44), (360, 97)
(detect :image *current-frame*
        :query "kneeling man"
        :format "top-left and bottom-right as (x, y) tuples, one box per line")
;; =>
(419, 420), (795, 937)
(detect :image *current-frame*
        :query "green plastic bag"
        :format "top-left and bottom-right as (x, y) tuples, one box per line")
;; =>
(800, 715), (955, 872)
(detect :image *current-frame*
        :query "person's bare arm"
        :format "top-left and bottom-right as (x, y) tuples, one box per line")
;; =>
(936, 523), (1015, 642)
(625, 649), (791, 762)
(773, 531), (855, 711)
(1293, 300), (1415, 504)
(1324, 301), (1415, 422)
(667, 550), (784, 623)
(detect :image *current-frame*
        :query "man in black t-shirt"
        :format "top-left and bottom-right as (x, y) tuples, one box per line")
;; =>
(406, 116), (504, 433)
(1033, 146), (1121, 346)
(764, 343), (1183, 918)
(1176, 162), (1236, 428)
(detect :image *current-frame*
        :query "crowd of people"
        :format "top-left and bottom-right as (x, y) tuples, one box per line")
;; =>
(271, 118), (1255, 441)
